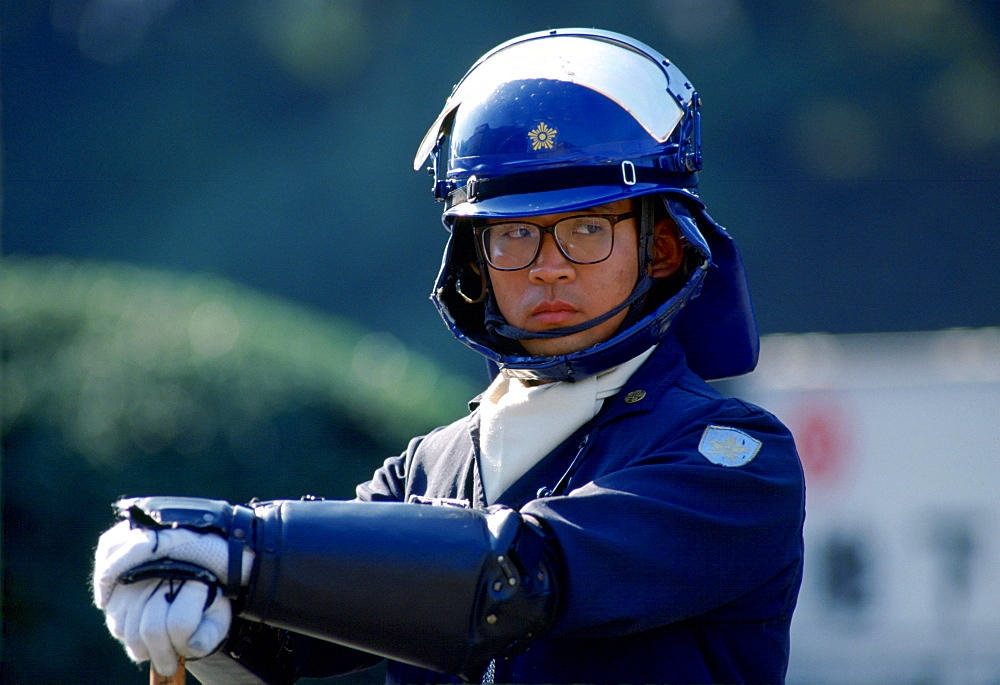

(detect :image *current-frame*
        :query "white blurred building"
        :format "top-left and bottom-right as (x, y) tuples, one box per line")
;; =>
(732, 328), (1000, 685)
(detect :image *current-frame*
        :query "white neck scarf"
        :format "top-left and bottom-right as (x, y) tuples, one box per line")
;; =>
(478, 346), (655, 504)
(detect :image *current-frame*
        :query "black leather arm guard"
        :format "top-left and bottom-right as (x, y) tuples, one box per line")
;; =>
(114, 497), (559, 683)
(244, 500), (559, 682)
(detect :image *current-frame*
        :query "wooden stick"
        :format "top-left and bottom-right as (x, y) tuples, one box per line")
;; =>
(151, 657), (185, 684)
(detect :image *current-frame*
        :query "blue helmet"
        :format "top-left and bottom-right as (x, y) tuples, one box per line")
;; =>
(414, 28), (758, 382)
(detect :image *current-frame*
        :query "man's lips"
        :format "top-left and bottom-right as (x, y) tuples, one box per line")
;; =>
(529, 301), (579, 326)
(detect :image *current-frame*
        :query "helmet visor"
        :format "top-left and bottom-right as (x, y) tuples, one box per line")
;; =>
(414, 34), (686, 169)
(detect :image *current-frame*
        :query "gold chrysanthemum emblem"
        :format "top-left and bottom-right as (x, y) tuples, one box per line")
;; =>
(527, 122), (557, 150)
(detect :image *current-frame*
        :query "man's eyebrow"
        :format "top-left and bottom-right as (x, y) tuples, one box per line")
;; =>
(478, 203), (620, 225)
(586, 203), (621, 213)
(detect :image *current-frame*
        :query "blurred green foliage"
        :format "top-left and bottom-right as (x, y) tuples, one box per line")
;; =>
(1, 256), (475, 683)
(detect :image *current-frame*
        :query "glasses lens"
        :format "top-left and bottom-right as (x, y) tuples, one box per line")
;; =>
(482, 223), (541, 269)
(554, 216), (614, 264)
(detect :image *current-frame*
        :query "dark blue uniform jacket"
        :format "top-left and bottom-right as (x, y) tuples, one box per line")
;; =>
(352, 337), (805, 684)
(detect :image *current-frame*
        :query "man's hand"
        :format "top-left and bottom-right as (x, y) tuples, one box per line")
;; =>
(94, 520), (253, 608)
(93, 519), (254, 671)
(104, 577), (231, 676)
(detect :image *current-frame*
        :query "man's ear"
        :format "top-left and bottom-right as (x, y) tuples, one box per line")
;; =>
(648, 218), (684, 278)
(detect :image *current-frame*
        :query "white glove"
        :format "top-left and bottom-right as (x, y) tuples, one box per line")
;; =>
(94, 520), (255, 672)
(104, 577), (232, 675)
(94, 520), (255, 609)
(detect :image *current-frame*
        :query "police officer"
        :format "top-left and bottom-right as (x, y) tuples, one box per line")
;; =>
(94, 29), (805, 684)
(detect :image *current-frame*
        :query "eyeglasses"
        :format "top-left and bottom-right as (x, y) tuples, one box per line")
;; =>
(476, 211), (638, 271)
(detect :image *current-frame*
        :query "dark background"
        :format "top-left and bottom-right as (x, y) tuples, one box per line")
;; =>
(2, 1), (999, 682)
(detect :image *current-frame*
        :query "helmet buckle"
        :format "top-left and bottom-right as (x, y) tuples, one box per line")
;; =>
(621, 160), (637, 186)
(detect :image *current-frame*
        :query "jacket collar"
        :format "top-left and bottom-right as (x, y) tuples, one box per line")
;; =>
(467, 335), (687, 412)
(590, 335), (688, 425)
(464, 336), (690, 508)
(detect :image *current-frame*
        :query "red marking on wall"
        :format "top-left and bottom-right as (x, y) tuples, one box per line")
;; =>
(791, 400), (853, 487)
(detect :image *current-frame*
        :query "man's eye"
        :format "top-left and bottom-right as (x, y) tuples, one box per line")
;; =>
(496, 225), (533, 240)
(572, 222), (608, 236)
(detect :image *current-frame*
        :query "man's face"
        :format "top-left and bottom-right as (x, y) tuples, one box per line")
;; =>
(486, 198), (641, 357)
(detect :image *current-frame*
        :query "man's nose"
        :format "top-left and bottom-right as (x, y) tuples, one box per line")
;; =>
(528, 234), (575, 283)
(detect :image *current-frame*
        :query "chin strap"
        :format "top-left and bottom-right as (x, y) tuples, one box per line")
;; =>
(484, 195), (657, 343)
(484, 277), (652, 341)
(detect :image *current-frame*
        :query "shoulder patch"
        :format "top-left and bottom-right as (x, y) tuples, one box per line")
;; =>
(698, 425), (762, 467)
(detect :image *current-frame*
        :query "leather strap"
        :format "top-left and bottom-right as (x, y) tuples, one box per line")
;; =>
(227, 505), (256, 599)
